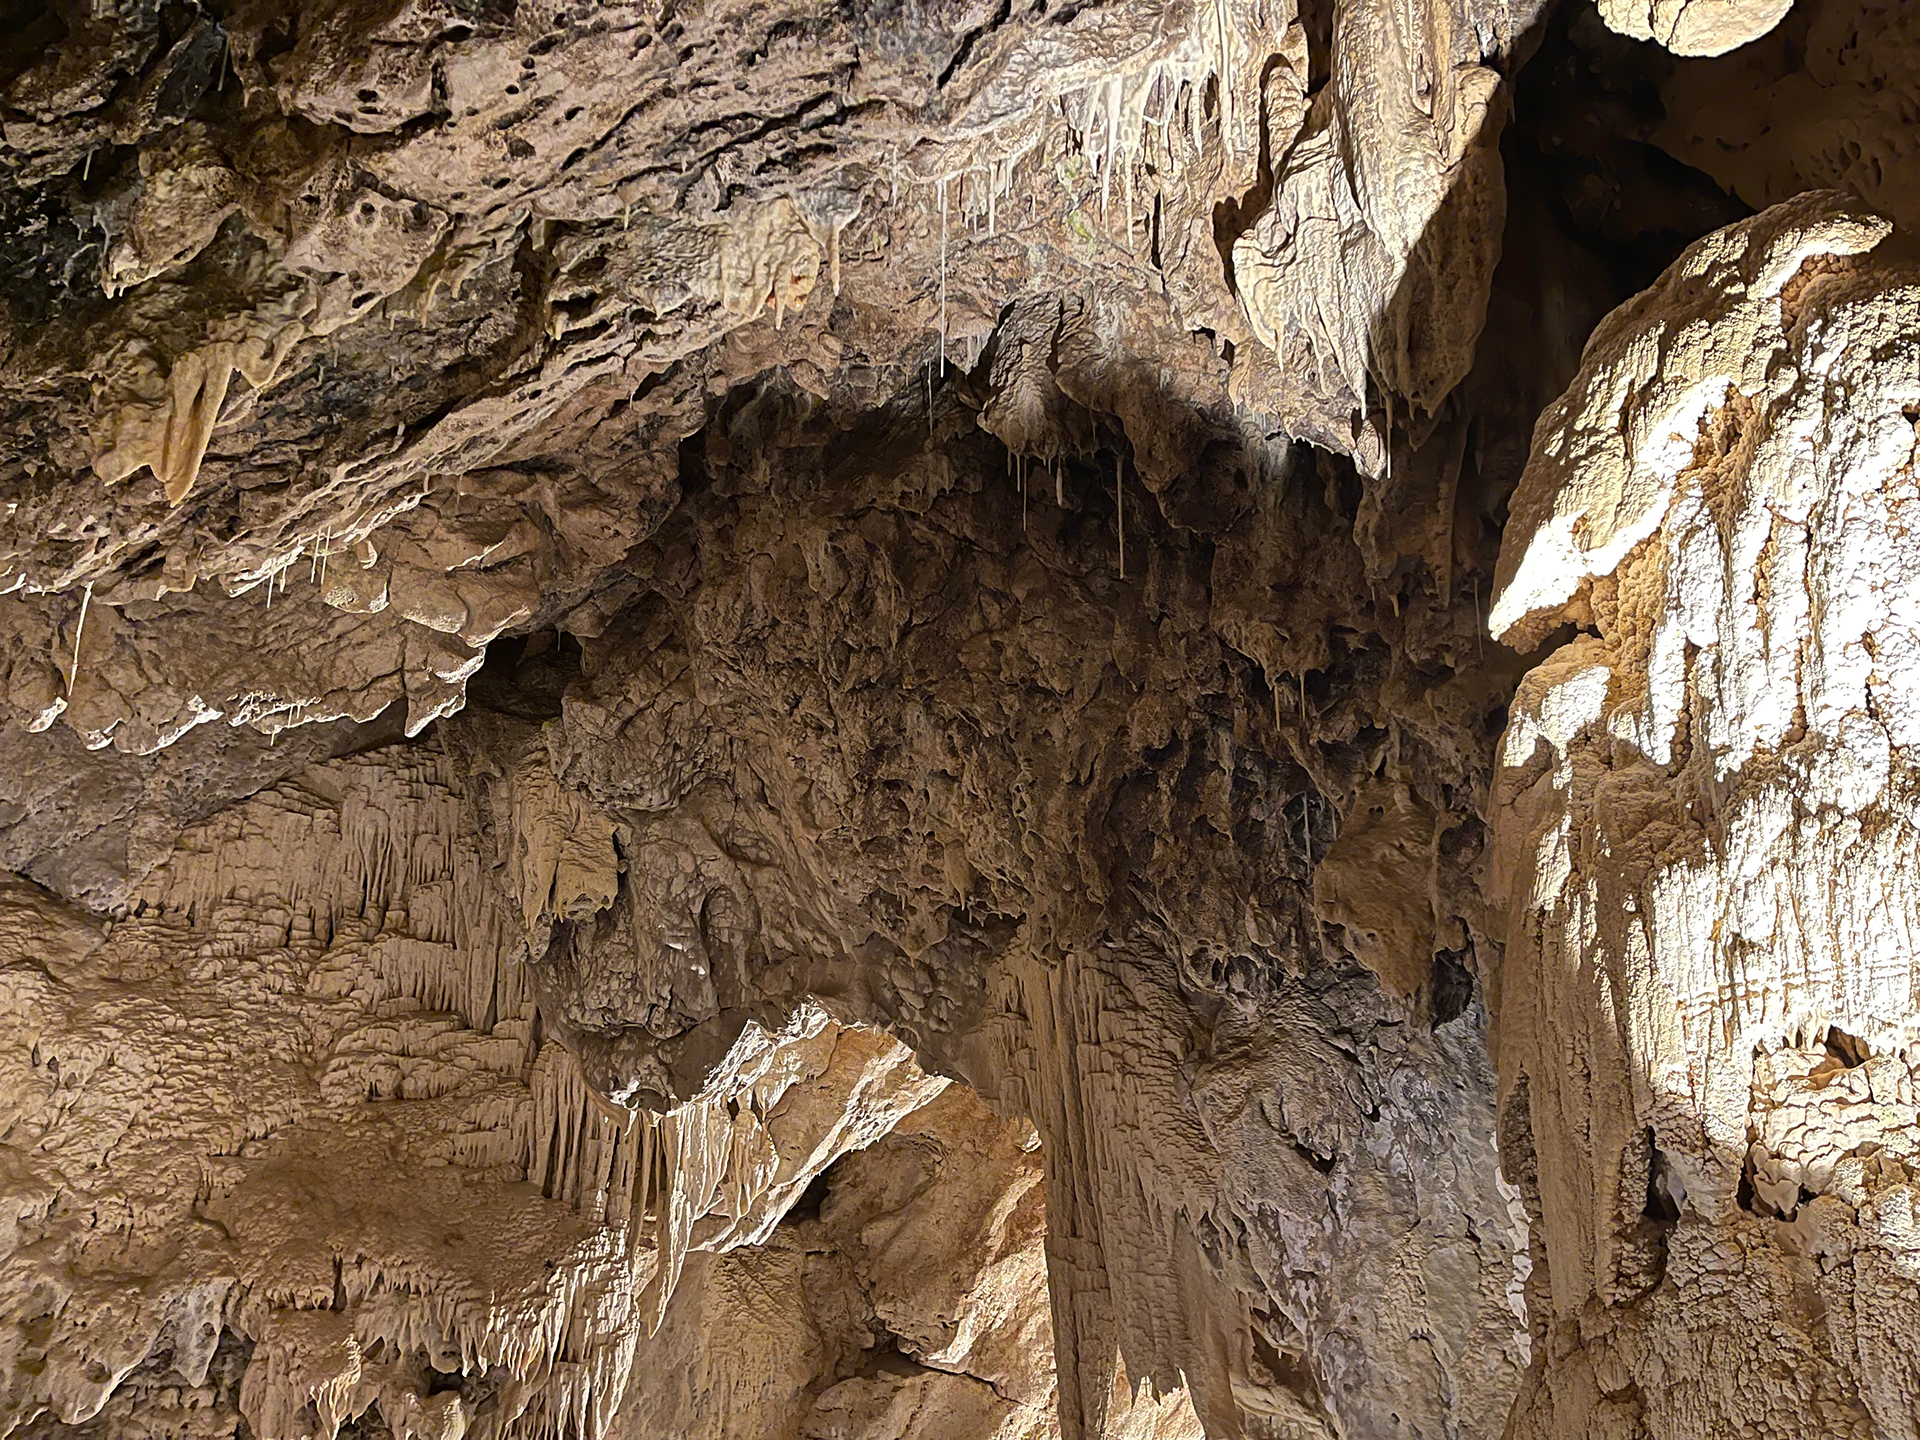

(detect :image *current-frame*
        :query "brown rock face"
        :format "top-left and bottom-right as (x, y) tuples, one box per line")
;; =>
(0, 2), (1916, 1439)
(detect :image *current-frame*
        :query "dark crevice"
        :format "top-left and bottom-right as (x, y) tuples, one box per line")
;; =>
(1506, 0), (1752, 297)
(1824, 1025), (1872, 1069)
(1430, 947), (1474, 1028)
(937, 0), (1011, 88)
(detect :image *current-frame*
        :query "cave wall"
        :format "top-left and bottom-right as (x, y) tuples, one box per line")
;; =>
(1, 0), (1918, 1438)
(1490, 190), (1920, 1439)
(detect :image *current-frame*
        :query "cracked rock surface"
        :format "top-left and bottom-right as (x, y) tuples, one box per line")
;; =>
(1491, 189), (1920, 1440)
(0, 0), (1917, 1438)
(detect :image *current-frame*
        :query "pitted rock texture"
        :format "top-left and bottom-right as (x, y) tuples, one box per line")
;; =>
(500, 379), (1531, 1440)
(0, 0), (1570, 763)
(3, 1), (1920, 1439)
(1490, 191), (1920, 1440)
(0, 741), (955, 1438)
(1655, 0), (1920, 236)
(1595, 0), (1794, 56)
(610, 1083), (1130, 1440)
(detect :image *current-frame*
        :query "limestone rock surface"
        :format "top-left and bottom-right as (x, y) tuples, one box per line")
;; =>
(1, 2), (1919, 1440)
(1595, 0), (1794, 56)
(1491, 190), (1920, 1440)
(1655, 0), (1920, 234)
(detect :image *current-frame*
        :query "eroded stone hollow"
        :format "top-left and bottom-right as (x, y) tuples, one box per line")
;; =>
(1, 1), (1917, 1437)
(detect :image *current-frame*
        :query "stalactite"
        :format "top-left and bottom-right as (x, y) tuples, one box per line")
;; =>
(938, 174), (949, 377)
